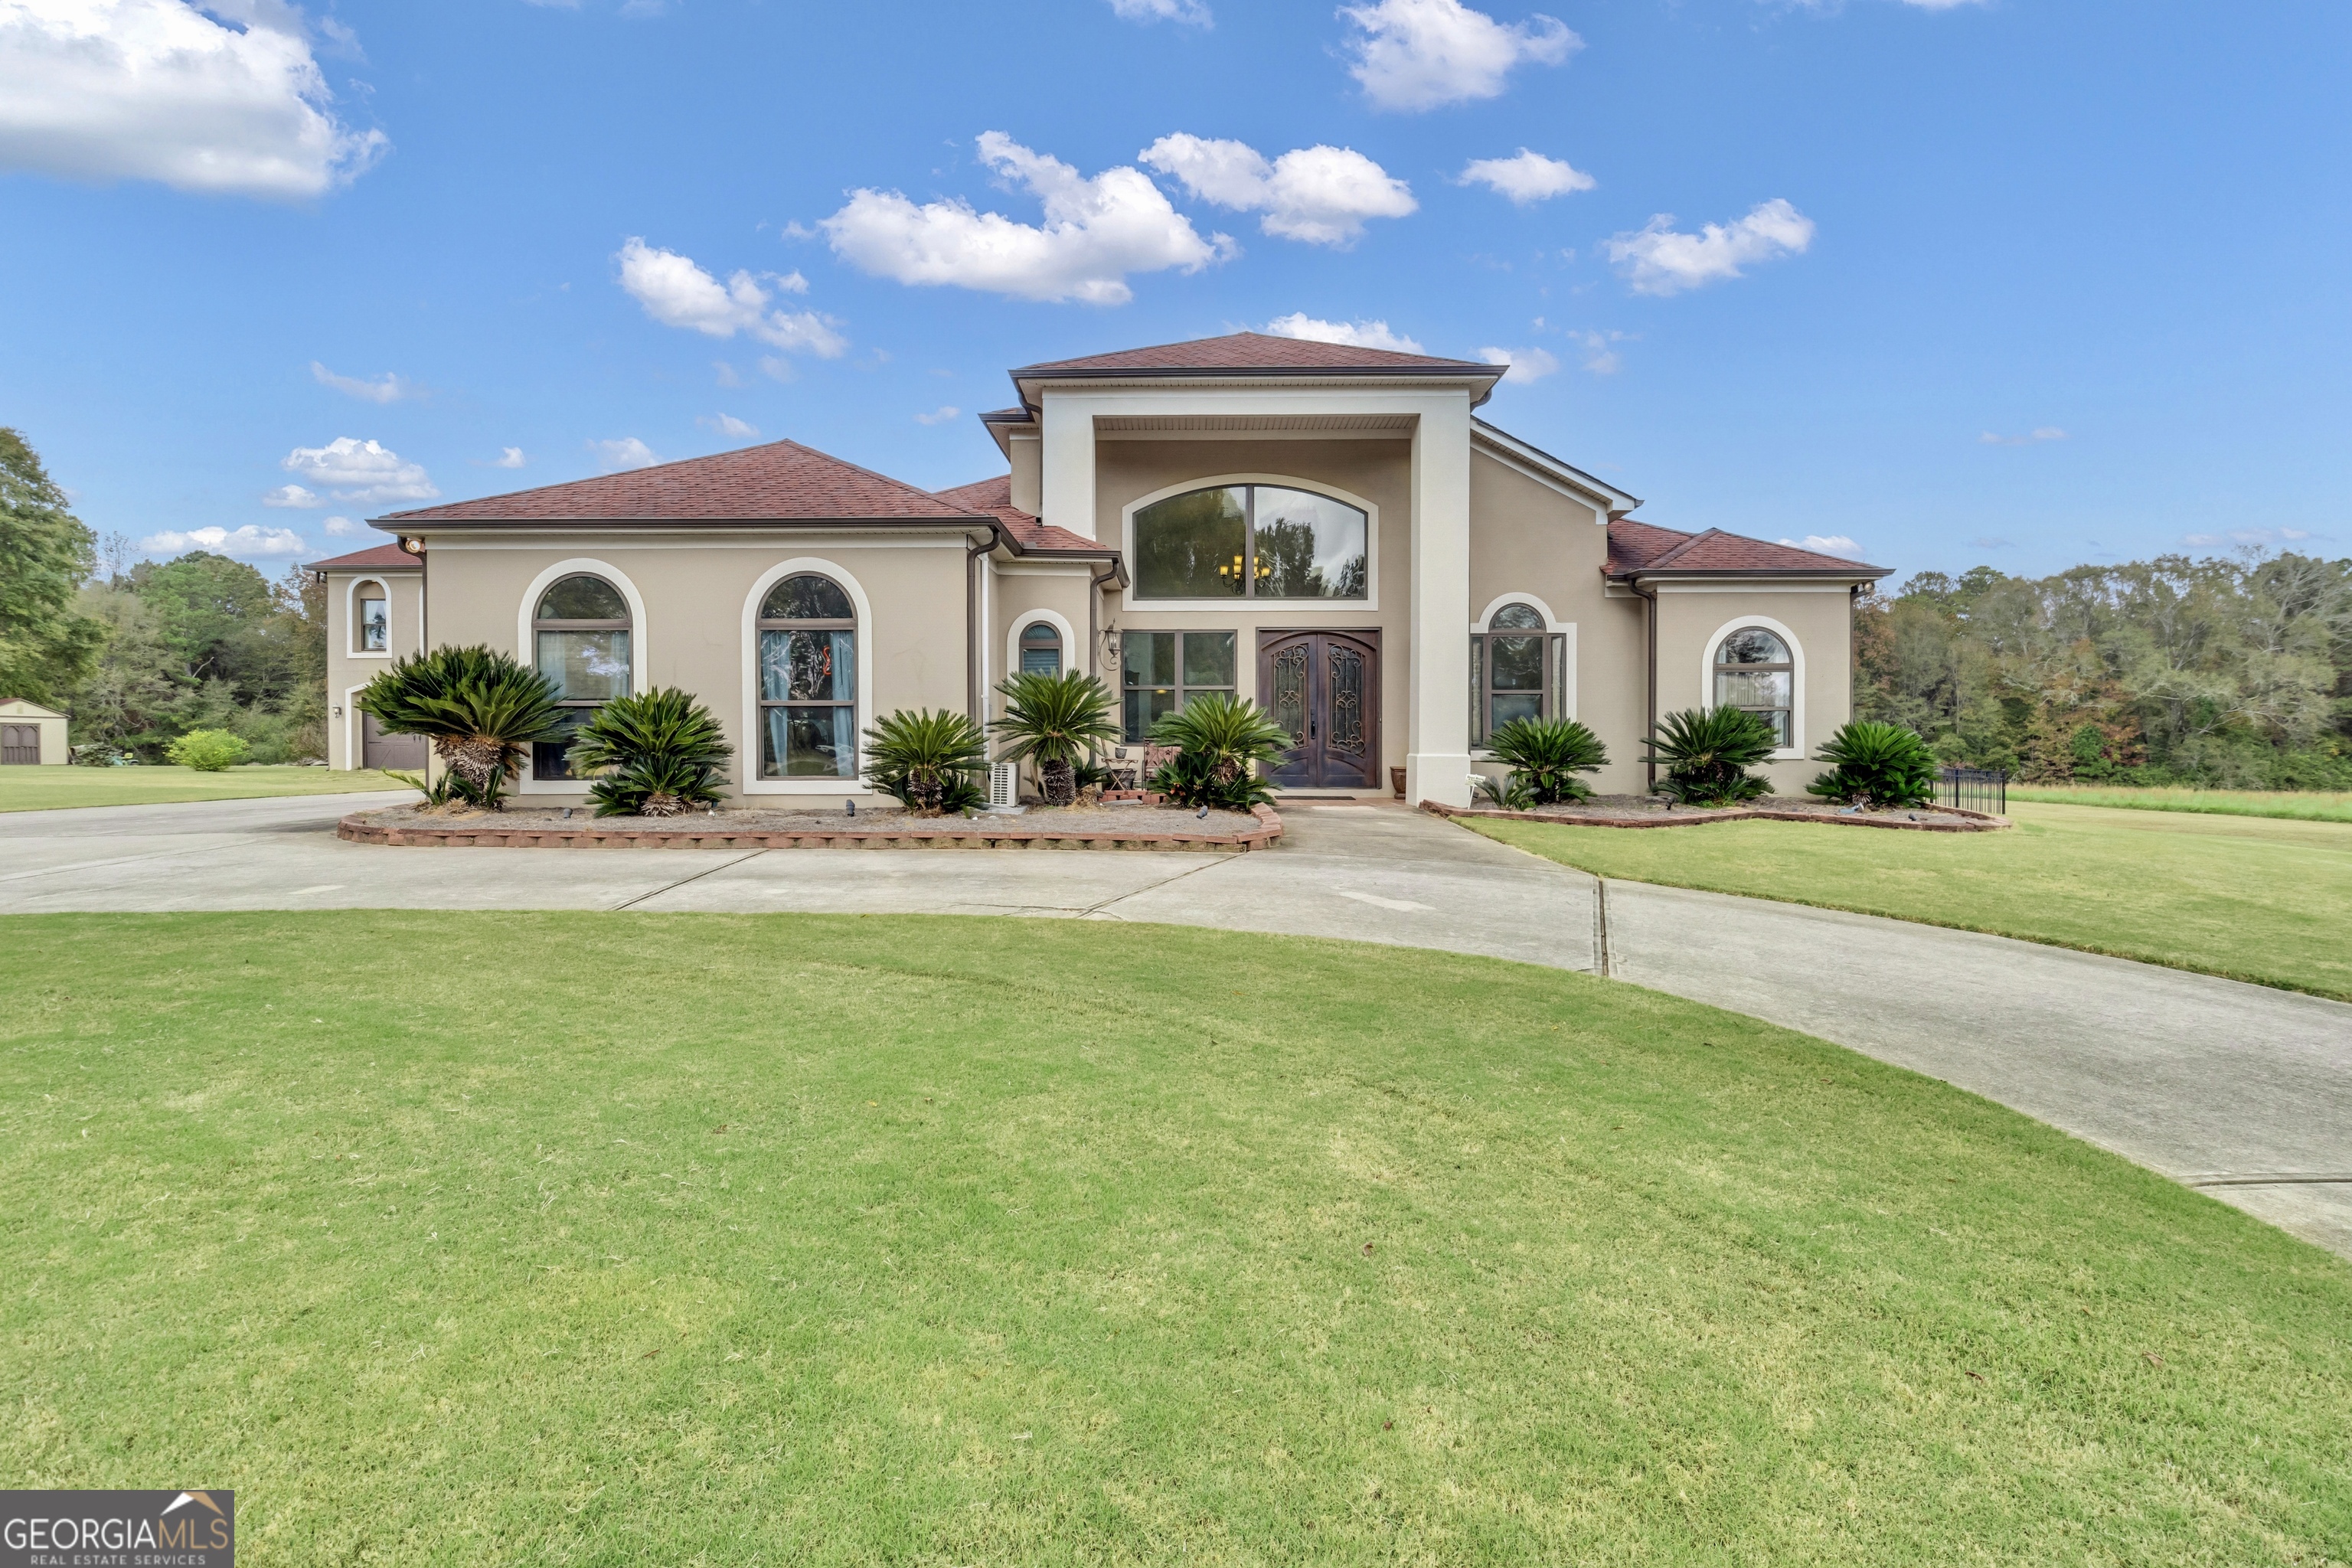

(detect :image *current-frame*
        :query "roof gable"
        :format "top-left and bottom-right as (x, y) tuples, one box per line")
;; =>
(1015, 331), (1491, 377)
(1607, 521), (1890, 578)
(379, 440), (985, 525)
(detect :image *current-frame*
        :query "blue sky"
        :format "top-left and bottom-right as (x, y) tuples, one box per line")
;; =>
(2, 0), (2345, 583)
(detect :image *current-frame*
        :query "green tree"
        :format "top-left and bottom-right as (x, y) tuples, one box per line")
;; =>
(0, 427), (104, 704)
(126, 551), (300, 704)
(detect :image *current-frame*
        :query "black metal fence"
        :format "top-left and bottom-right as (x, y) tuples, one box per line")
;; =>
(1939, 766), (2009, 815)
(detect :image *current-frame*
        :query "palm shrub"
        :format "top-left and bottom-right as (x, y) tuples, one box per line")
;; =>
(1808, 720), (1939, 809)
(1147, 692), (1290, 813)
(864, 708), (988, 815)
(357, 645), (566, 808)
(1643, 706), (1776, 807)
(165, 728), (248, 772)
(990, 670), (1119, 806)
(566, 687), (733, 817)
(1485, 715), (1609, 805)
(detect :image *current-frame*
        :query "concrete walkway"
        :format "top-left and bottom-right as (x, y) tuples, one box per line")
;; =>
(5, 790), (2348, 1258)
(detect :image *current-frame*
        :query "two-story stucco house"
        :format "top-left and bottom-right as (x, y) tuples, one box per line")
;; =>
(312, 332), (1888, 807)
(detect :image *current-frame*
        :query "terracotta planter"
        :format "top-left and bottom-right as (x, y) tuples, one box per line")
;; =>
(1389, 766), (1406, 799)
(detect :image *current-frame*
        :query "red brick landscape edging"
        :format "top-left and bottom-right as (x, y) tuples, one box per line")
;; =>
(1420, 801), (2009, 833)
(338, 802), (1283, 853)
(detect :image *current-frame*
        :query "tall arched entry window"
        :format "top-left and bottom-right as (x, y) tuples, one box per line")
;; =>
(1019, 621), (1062, 676)
(1713, 627), (1794, 747)
(1469, 601), (1566, 747)
(758, 573), (858, 778)
(533, 573), (632, 779)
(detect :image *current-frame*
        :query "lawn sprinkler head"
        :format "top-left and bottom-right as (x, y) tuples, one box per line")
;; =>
(1196, 804), (1209, 820)
(845, 799), (855, 818)
(562, 807), (573, 819)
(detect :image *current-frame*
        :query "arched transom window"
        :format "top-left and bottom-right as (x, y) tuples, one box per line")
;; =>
(1714, 627), (1793, 747)
(1470, 601), (1563, 746)
(533, 573), (631, 779)
(758, 573), (857, 779)
(1019, 621), (1062, 677)
(1132, 484), (1367, 600)
(354, 581), (389, 653)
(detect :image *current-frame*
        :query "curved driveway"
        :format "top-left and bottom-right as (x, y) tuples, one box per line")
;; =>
(5, 790), (2348, 1258)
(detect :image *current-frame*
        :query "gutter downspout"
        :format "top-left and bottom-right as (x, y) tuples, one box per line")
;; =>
(966, 529), (993, 724)
(1632, 575), (1658, 792)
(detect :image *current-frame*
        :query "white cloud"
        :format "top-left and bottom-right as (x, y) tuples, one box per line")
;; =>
(1779, 534), (1867, 559)
(0, 0), (386, 198)
(592, 436), (658, 471)
(913, 406), (961, 426)
(1479, 345), (1560, 384)
(1459, 148), (1592, 204)
(311, 361), (412, 403)
(1978, 426), (2067, 446)
(2186, 527), (2324, 549)
(618, 238), (844, 356)
(1606, 198), (1815, 296)
(1109, 0), (1210, 22)
(698, 412), (759, 438)
(1340, 0), (1579, 112)
(1570, 329), (1630, 374)
(279, 436), (438, 503)
(138, 523), (309, 557)
(1140, 134), (1415, 247)
(492, 446), (527, 468)
(1263, 313), (1426, 354)
(323, 514), (364, 536)
(822, 132), (1229, 305)
(261, 482), (320, 508)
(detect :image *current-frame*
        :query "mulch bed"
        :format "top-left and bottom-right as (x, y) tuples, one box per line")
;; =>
(338, 801), (1281, 852)
(1424, 793), (2007, 833)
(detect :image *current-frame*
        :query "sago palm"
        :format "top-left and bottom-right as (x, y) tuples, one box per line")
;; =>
(1642, 706), (1776, 807)
(568, 687), (733, 816)
(1485, 715), (1609, 805)
(1147, 692), (1291, 812)
(356, 645), (566, 808)
(864, 708), (989, 815)
(1808, 720), (1938, 809)
(989, 670), (1119, 805)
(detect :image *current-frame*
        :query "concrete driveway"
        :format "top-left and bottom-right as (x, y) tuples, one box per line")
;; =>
(5, 789), (2349, 1258)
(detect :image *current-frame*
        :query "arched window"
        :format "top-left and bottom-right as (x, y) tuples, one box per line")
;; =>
(1132, 484), (1367, 600)
(1019, 622), (1062, 677)
(758, 573), (857, 779)
(532, 573), (631, 779)
(1470, 601), (1563, 745)
(354, 581), (389, 652)
(1714, 627), (1793, 748)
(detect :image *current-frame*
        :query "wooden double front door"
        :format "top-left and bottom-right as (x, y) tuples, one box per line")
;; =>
(1258, 630), (1380, 789)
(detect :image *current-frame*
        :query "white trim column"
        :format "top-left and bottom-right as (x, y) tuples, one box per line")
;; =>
(1406, 395), (1473, 807)
(1037, 394), (1096, 541)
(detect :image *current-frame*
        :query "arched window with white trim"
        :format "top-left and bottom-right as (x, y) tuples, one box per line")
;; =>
(1132, 483), (1367, 600)
(1713, 627), (1794, 748)
(354, 581), (389, 653)
(757, 573), (858, 779)
(533, 573), (632, 779)
(1470, 600), (1566, 746)
(1019, 621), (1062, 676)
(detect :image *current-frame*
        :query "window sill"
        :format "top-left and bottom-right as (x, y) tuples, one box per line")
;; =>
(742, 778), (880, 795)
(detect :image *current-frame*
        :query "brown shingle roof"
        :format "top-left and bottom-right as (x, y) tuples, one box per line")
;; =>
(1606, 521), (1890, 578)
(1016, 331), (1491, 377)
(308, 543), (419, 571)
(935, 475), (1112, 557)
(378, 440), (985, 525)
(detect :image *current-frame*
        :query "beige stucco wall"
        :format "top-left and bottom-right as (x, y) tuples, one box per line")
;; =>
(1097, 436), (1413, 776)
(1651, 583), (1855, 796)
(322, 567), (423, 769)
(0, 700), (70, 764)
(416, 530), (977, 802)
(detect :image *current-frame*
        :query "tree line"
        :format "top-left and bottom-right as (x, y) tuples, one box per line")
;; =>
(0, 427), (327, 763)
(1855, 554), (2352, 787)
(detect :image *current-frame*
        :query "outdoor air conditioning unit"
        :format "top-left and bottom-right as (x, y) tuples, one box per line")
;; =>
(986, 761), (1021, 812)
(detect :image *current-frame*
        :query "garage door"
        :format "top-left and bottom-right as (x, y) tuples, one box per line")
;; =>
(361, 713), (427, 770)
(1, 725), (39, 765)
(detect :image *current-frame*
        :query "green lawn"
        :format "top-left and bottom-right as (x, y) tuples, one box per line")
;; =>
(4, 912), (2347, 1565)
(1468, 801), (2352, 1001)
(0, 763), (408, 812)
(2007, 783), (2352, 824)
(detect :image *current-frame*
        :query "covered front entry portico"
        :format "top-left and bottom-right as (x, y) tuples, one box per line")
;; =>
(1258, 629), (1381, 789)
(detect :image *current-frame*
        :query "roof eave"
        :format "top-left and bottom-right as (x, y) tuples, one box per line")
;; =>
(1612, 564), (1895, 583)
(1472, 420), (1642, 516)
(368, 513), (996, 531)
(1009, 364), (1506, 414)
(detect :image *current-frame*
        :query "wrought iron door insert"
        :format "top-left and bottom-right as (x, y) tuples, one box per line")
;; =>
(1256, 630), (1380, 789)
